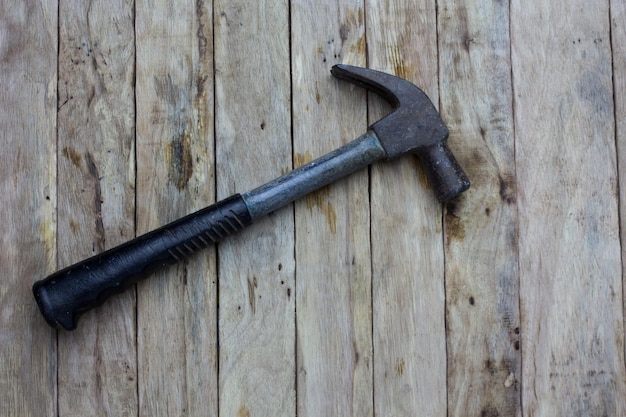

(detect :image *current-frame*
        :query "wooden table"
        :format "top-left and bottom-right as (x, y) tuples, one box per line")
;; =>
(2, 1), (625, 416)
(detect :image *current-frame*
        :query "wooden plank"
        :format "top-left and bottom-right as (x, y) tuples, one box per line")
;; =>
(135, 1), (216, 415)
(365, 1), (446, 416)
(213, 2), (294, 416)
(56, 1), (137, 415)
(511, 1), (626, 415)
(612, 0), (626, 366)
(437, 2), (521, 416)
(291, 2), (371, 416)
(0, 2), (58, 416)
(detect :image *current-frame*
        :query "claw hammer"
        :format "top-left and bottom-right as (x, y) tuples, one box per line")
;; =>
(33, 65), (470, 330)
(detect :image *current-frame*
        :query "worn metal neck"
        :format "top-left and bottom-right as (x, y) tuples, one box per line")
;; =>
(241, 130), (385, 219)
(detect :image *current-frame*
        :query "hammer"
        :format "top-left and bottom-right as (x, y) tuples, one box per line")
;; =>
(33, 65), (470, 330)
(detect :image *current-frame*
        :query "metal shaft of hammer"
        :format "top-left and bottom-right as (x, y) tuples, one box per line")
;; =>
(242, 131), (384, 219)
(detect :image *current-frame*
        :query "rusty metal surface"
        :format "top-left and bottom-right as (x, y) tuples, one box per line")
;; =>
(332, 64), (470, 201)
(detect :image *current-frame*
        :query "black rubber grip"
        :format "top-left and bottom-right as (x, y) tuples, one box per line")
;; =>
(417, 143), (470, 202)
(32, 194), (251, 331)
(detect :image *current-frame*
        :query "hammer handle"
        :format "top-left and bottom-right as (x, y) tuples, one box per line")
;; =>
(32, 194), (251, 330)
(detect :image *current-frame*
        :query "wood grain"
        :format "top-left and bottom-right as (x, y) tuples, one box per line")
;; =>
(0, 2), (58, 416)
(135, 1), (216, 415)
(5, 2), (626, 416)
(56, 1), (137, 415)
(214, 2), (294, 417)
(511, 1), (626, 415)
(291, 1), (372, 416)
(612, 0), (626, 366)
(438, 1), (521, 416)
(366, 1), (446, 416)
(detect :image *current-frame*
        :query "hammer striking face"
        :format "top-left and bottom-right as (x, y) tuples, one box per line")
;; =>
(33, 65), (470, 331)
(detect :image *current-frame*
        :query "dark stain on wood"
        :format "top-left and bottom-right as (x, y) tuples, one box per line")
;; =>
(395, 358), (405, 376)
(62, 146), (82, 169)
(484, 358), (497, 376)
(305, 187), (337, 234)
(196, 74), (208, 102)
(350, 34), (366, 55)
(247, 275), (258, 314)
(455, 6), (474, 54)
(166, 130), (194, 191)
(479, 125), (487, 140)
(85, 152), (105, 253)
(196, 0), (209, 60)
(315, 82), (322, 104)
(237, 404), (250, 417)
(445, 200), (466, 241)
(480, 405), (499, 417)
(181, 263), (188, 286)
(294, 151), (312, 168)
(577, 70), (612, 117)
(69, 219), (79, 235)
(153, 75), (197, 190)
(195, 0), (211, 146)
(389, 44), (412, 81)
(499, 174), (516, 205)
(463, 35), (475, 53)
(339, 24), (349, 42)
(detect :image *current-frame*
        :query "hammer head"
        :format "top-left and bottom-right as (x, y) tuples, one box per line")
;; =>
(331, 64), (470, 202)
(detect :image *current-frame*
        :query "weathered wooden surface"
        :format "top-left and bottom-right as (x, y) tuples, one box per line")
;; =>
(512, 1), (626, 415)
(2, 1), (626, 416)
(614, 0), (626, 371)
(57, 1), (137, 415)
(439, 1), (520, 416)
(0, 2), (57, 416)
(291, 2), (371, 416)
(367, 2), (447, 416)
(214, 1), (294, 417)
(135, 1), (216, 415)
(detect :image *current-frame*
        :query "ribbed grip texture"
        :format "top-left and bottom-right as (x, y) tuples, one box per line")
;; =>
(32, 194), (251, 330)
